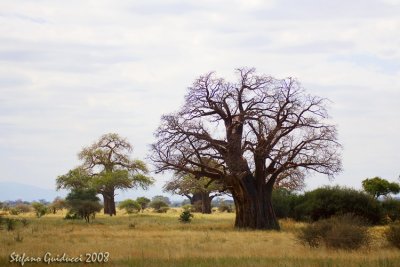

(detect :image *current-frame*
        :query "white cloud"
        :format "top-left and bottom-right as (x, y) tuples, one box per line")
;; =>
(0, 0), (399, 196)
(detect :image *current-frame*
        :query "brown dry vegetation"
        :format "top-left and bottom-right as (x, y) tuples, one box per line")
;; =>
(1, 209), (399, 267)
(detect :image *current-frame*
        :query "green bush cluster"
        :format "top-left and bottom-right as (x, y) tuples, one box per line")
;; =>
(272, 186), (397, 225)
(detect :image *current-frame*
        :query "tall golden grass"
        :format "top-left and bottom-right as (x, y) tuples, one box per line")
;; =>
(1, 209), (399, 266)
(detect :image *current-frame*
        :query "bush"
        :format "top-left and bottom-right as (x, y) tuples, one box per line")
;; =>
(272, 188), (300, 218)
(381, 199), (400, 223)
(150, 200), (169, 213)
(179, 210), (194, 223)
(31, 202), (48, 218)
(386, 223), (400, 249)
(118, 199), (141, 214)
(9, 208), (20, 215)
(293, 186), (383, 224)
(296, 214), (370, 250)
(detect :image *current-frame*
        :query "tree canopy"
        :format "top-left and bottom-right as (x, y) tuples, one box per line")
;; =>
(362, 177), (400, 199)
(65, 188), (102, 223)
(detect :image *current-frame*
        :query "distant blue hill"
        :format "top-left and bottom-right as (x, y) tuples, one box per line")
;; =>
(0, 181), (67, 202)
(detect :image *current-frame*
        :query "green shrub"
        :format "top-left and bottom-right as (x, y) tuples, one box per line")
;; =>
(385, 223), (400, 249)
(65, 189), (102, 223)
(272, 188), (300, 219)
(118, 199), (141, 214)
(31, 202), (48, 218)
(293, 186), (382, 224)
(9, 208), (20, 215)
(297, 214), (370, 250)
(179, 210), (194, 223)
(150, 200), (169, 213)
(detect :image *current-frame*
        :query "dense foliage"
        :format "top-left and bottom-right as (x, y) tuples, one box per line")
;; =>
(118, 199), (141, 214)
(65, 188), (102, 223)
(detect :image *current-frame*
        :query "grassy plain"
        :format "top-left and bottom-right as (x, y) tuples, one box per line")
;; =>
(1, 209), (399, 267)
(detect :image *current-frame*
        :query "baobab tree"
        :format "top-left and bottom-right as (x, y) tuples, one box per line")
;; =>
(57, 133), (154, 216)
(164, 173), (225, 213)
(150, 68), (341, 230)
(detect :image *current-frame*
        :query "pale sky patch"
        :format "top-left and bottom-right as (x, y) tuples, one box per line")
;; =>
(0, 0), (399, 201)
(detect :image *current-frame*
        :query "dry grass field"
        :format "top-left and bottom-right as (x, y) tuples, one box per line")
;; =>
(1, 209), (399, 267)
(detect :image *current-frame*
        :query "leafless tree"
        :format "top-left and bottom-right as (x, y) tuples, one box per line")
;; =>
(150, 68), (341, 230)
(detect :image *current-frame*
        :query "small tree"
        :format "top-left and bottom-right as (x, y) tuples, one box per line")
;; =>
(65, 189), (102, 223)
(31, 202), (48, 218)
(179, 209), (194, 223)
(362, 177), (400, 199)
(49, 197), (67, 214)
(118, 199), (141, 214)
(150, 199), (169, 213)
(136, 197), (151, 212)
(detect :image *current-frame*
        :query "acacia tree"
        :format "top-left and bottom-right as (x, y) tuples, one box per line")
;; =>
(164, 174), (224, 213)
(136, 197), (151, 212)
(57, 133), (154, 216)
(362, 177), (400, 199)
(151, 68), (341, 230)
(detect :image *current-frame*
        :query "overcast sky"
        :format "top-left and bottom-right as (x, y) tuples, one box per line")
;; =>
(0, 0), (399, 200)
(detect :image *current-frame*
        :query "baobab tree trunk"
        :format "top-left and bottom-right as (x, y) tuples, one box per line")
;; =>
(102, 193), (109, 215)
(231, 174), (280, 230)
(201, 192), (212, 214)
(191, 192), (203, 212)
(102, 191), (116, 216)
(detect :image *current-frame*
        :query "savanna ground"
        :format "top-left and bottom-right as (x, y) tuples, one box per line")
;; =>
(1, 209), (399, 267)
